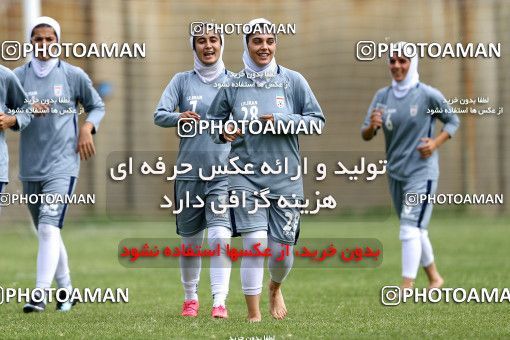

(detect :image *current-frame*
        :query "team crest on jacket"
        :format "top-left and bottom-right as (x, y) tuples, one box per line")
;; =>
(276, 95), (285, 108)
(54, 85), (63, 97)
(410, 104), (418, 117)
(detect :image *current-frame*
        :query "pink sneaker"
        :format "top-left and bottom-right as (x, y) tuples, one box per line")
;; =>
(181, 300), (199, 317)
(211, 305), (228, 318)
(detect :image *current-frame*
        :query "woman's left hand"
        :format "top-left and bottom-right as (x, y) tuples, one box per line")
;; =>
(417, 137), (437, 159)
(77, 122), (96, 161)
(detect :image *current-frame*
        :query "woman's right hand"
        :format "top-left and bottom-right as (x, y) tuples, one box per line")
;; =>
(222, 122), (243, 142)
(179, 111), (200, 121)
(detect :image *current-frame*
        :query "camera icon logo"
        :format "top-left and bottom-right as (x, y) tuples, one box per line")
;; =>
(0, 193), (11, 207)
(177, 118), (197, 138)
(190, 22), (205, 37)
(381, 285), (401, 306)
(1, 41), (22, 61)
(356, 41), (376, 61)
(404, 193), (419, 207)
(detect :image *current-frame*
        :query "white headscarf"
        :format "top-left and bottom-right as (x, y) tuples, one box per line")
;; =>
(29, 16), (61, 78)
(242, 18), (278, 86)
(189, 29), (225, 84)
(390, 42), (419, 99)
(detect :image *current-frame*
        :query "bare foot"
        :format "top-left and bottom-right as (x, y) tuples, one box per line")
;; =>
(269, 280), (287, 320)
(400, 277), (414, 290)
(245, 294), (261, 322)
(247, 313), (262, 323)
(428, 276), (444, 289)
(423, 263), (444, 289)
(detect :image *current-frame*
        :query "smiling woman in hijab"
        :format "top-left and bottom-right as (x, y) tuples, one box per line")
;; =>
(207, 18), (325, 322)
(14, 16), (105, 313)
(361, 42), (460, 290)
(154, 25), (232, 319)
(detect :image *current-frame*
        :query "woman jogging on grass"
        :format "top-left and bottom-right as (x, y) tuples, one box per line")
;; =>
(154, 25), (232, 319)
(361, 42), (460, 289)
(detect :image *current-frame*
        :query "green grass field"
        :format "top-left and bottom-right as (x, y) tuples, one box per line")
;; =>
(1, 213), (509, 339)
